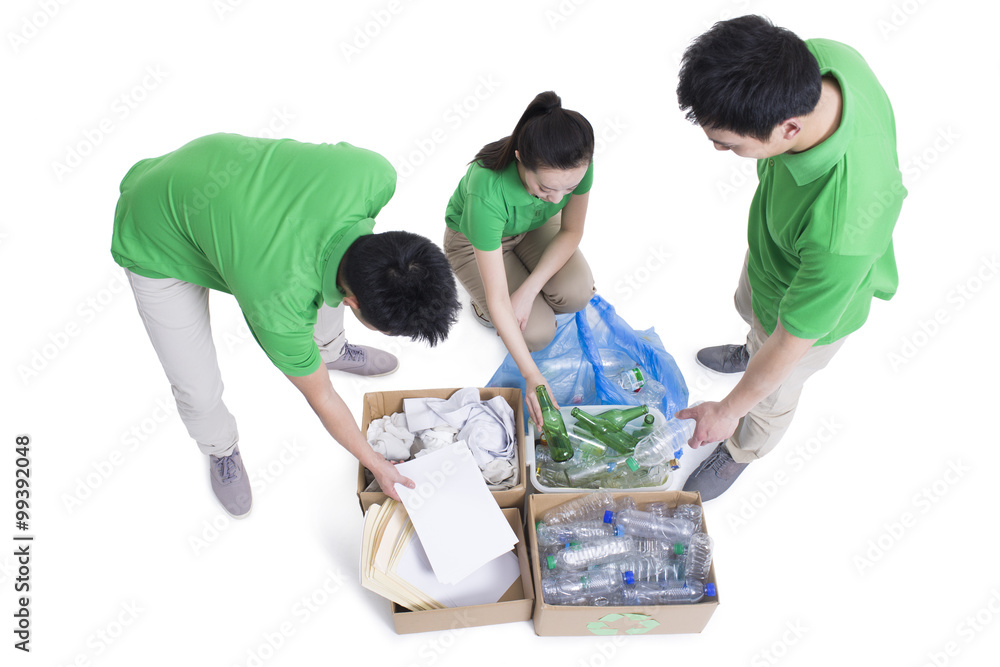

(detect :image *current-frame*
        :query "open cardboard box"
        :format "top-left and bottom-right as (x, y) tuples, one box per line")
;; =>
(356, 387), (526, 512)
(390, 507), (534, 634)
(527, 490), (719, 636)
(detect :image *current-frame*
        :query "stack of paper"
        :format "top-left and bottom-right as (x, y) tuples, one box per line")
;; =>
(359, 444), (522, 611)
(359, 500), (521, 611)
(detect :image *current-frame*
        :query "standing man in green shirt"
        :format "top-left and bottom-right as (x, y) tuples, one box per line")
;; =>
(112, 133), (460, 517)
(675, 16), (906, 500)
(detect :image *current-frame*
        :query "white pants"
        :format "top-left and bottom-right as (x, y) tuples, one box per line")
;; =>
(125, 269), (346, 457)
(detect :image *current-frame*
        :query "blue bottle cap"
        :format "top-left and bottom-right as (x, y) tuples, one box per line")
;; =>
(614, 525), (625, 537)
(603, 510), (614, 524)
(607, 461), (617, 472)
(623, 570), (635, 585)
(705, 582), (716, 597)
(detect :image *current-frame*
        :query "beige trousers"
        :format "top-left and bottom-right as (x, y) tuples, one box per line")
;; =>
(727, 253), (848, 462)
(443, 213), (595, 351)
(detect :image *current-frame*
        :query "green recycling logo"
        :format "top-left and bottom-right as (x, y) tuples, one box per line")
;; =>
(586, 613), (660, 635)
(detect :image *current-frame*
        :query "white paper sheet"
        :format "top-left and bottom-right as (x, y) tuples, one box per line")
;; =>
(394, 443), (518, 584)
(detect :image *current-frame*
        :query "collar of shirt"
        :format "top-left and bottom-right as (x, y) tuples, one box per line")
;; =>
(774, 67), (853, 186)
(321, 217), (376, 307)
(499, 161), (540, 208)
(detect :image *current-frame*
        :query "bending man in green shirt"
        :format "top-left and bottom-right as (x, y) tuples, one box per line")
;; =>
(675, 16), (905, 500)
(112, 133), (460, 517)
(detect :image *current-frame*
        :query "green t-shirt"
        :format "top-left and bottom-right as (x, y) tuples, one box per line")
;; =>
(111, 133), (396, 375)
(748, 39), (907, 344)
(444, 159), (594, 251)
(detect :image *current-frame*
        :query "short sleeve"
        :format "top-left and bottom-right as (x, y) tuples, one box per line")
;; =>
(245, 318), (322, 376)
(777, 248), (878, 340)
(460, 193), (509, 252)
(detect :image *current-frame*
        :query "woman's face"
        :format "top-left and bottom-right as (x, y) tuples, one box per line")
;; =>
(515, 155), (589, 204)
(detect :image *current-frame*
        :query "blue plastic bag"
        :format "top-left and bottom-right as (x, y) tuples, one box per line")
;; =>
(486, 294), (688, 421)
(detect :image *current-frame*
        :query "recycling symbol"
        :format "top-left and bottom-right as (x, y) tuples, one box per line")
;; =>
(586, 613), (660, 635)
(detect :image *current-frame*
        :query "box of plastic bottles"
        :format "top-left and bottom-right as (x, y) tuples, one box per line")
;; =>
(527, 491), (719, 636)
(391, 507), (535, 634)
(356, 387), (526, 512)
(528, 405), (682, 493)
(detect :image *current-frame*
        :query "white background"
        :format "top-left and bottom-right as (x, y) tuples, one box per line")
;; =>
(3, 0), (999, 664)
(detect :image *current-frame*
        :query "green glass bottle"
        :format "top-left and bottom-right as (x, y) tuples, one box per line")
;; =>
(536, 385), (574, 462)
(596, 404), (649, 429)
(570, 408), (639, 454)
(632, 414), (657, 439)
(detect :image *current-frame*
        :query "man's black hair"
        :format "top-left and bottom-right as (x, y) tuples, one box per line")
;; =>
(342, 231), (459, 346)
(677, 15), (822, 141)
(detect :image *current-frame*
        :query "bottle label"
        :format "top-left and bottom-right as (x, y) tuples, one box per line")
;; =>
(621, 368), (644, 393)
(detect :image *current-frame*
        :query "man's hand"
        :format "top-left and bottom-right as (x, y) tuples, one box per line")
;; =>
(675, 401), (738, 449)
(368, 456), (415, 502)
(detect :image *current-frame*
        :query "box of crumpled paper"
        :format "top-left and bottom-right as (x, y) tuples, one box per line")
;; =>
(356, 387), (526, 512)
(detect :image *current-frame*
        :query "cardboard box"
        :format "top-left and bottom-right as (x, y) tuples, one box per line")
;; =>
(390, 507), (534, 634)
(357, 387), (526, 512)
(527, 491), (719, 636)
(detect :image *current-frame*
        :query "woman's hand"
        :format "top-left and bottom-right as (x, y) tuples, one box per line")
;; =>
(508, 283), (538, 332)
(524, 371), (556, 430)
(368, 456), (415, 502)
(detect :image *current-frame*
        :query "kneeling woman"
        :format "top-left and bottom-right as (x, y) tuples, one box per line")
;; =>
(444, 91), (596, 426)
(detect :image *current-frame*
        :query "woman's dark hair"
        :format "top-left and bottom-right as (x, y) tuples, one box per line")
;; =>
(677, 15), (822, 141)
(473, 91), (594, 172)
(342, 231), (459, 346)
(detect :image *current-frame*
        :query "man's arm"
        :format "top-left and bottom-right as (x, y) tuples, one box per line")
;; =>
(285, 365), (414, 501)
(677, 321), (817, 447)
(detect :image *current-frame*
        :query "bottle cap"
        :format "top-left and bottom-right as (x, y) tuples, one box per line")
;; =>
(673, 543), (685, 555)
(614, 525), (625, 537)
(535, 521), (542, 531)
(623, 571), (635, 585)
(607, 461), (617, 472)
(625, 457), (639, 472)
(603, 510), (614, 524)
(705, 582), (716, 597)
(546, 555), (556, 570)
(668, 458), (680, 470)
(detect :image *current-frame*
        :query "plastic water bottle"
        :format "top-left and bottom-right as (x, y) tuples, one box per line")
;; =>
(551, 536), (636, 571)
(605, 509), (696, 543)
(634, 378), (666, 407)
(684, 532), (715, 582)
(541, 491), (617, 525)
(542, 569), (635, 606)
(599, 349), (636, 376)
(673, 504), (703, 532)
(615, 367), (645, 393)
(592, 554), (681, 583)
(634, 537), (686, 557)
(628, 404), (701, 467)
(644, 502), (672, 517)
(564, 457), (631, 487)
(536, 520), (620, 547)
(621, 580), (715, 605)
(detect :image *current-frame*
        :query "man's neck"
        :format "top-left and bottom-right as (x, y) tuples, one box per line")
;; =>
(790, 76), (843, 153)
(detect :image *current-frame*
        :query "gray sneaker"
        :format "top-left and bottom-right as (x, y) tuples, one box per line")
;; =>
(471, 301), (494, 329)
(209, 446), (252, 518)
(324, 342), (399, 376)
(696, 344), (749, 374)
(682, 442), (750, 501)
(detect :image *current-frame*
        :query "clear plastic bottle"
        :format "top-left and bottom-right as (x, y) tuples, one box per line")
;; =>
(542, 569), (636, 606)
(672, 504), (703, 532)
(684, 532), (715, 582)
(564, 457), (631, 487)
(634, 378), (666, 407)
(592, 554), (680, 583)
(627, 403), (701, 467)
(536, 519), (620, 547)
(621, 580), (715, 605)
(541, 491), (617, 525)
(551, 536), (636, 571)
(644, 502), (672, 517)
(605, 508), (696, 543)
(634, 537), (686, 558)
(616, 367), (645, 393)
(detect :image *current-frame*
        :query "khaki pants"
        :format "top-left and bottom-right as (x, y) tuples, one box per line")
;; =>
(443, 213), (595, 351)
(125, 269), (347, 457)
(727, 253), (848, 462)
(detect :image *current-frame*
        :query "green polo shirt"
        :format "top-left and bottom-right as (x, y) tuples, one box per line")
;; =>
(111, 133), (396, 375)
(747, 39), (906, 345)
(444, 160), (594, 251)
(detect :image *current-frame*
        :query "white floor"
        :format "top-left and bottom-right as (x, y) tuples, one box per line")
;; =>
(4, 0), (998, 664)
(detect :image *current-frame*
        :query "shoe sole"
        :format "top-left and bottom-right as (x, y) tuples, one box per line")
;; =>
(324, 362), (399, 377)
(221, 501), (253, 520)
